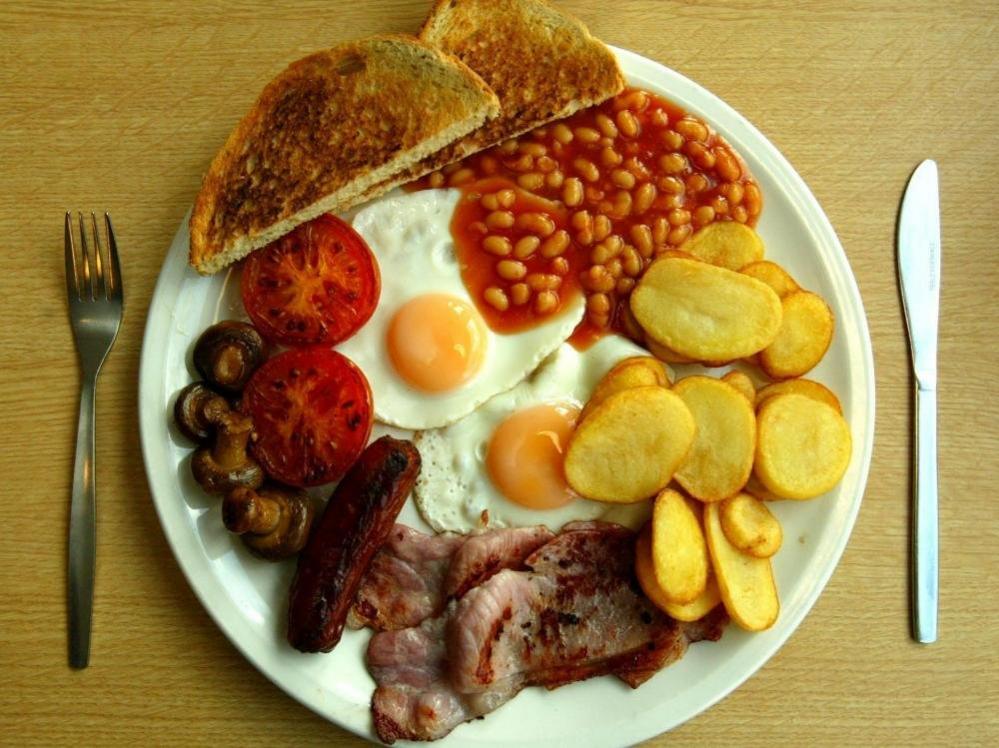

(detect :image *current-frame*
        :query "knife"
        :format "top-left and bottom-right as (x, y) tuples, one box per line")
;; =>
(897, 159), (941, 644)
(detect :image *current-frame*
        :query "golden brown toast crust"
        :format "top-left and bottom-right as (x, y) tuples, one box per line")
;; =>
(419, 0), (625, 158)
(352, 0), (624, 200)
(189, 34), (498, 274)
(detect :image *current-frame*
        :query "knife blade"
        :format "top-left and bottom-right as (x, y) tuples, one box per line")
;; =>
(897, 159), (940, 644)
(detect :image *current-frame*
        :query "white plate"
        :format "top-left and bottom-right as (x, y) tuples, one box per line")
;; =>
(139, 46), (875, 747)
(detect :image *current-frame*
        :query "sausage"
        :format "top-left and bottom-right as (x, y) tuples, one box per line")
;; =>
(287, 436), (421, 653)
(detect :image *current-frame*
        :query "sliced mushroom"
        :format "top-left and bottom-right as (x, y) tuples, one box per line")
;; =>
(222, 485), (317, 560)
(193, 321), (266, 394)
(173, 382), (226, 442)
(191, 398), (264, 494)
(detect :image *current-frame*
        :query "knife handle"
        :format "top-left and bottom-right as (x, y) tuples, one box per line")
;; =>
(911, 383), (938, 643)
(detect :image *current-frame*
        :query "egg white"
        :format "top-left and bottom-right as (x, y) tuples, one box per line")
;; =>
(414, 336), (670, 532)
(338, 188), (585, 431)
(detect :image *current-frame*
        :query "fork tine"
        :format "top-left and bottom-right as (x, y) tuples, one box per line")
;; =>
(64, 212), (80, 300)
(90, 212), (107, 299)
(104, 213), (123, 301)
(77, 212), (94, 301)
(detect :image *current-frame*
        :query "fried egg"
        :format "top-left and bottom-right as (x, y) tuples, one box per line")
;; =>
(414, 335), (667, 532)
(338, 188), (585, 430)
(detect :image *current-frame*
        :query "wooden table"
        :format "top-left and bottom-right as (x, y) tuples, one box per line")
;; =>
(1, 0), (996, 744)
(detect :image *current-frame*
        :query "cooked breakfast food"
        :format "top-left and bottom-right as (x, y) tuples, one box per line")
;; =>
(680, 220), (765, 270)
(191, 321), (267, 393)
(650, 489), (709, 604)
(240, 214), (381, 346)
(631, 256), (784, 362)
(336, 189), (585, 430)
(672, 375), (757, 502)
(719, 492), (783, 558)
(565, 385), (695, 502)
(366, 521), (726, 743)
(579, 354), (671, 419)
(348, 524), (555, 630)
(421, 89), (764, 346)
(189, 36), (500, 274)
(759, 290), (835, 379)
(222, 485), (317, 560)
(241, 347), (373, 487)
(391, 0), (624, 183)
(413, 337), (659, 532)
(167, 0), (860, 740)
(741, 259), (801, 298)
(721, 369), (757, 404)
(189, 397), (263, 495)
(755, 377), (843, 413)
(704, 502), (780, 632)
(287, 437), (422, 653)
(754, 394), (852, 499)
(173, 382), (223, 443)
(635, 526), (722, 622)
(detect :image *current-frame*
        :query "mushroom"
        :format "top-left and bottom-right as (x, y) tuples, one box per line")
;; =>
(173, 382), (226, 442)
(191, 398), (264, 495)
(193, 321), (267, 394)
(222, 485), (317, 560)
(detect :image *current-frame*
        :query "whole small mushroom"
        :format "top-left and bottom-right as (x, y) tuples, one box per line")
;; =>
(222, 485), (317, 560)
(193, 321), (267, 394)
(191, 398), (264, 495)
(173, 382), (225, 442)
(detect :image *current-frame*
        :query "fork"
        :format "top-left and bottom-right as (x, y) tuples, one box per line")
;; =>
(64, 212), (123, 669)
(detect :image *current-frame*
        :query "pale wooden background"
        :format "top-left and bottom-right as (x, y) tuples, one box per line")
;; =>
(1, 0), (997, 745)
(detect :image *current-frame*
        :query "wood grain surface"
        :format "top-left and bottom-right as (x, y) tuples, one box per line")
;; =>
(1, 1), (996, 745)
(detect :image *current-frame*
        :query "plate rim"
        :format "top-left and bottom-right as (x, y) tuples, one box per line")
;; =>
(138, 44), (876, 746)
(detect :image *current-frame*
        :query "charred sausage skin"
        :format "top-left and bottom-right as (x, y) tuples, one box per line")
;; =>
(287, 436), (421, 653)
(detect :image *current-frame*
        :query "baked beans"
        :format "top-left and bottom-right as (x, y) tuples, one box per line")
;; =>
(616, 109), (640, 138)
(630, 224), (654, 257)
(595, 113), (619, 138)
(486, 210), (515, 229)
(414, 88), (762, 343)
(483, 235), (512, 256)
(600, 146), (623, 167)
(510, 282), (530, 306)
(563, 178), (584, 207)
(593, 214), (612, 241)
(514, 235), (541, 259)
(540, 230), (570, 258)
(527, 272), (561, 291)
(694, 205), (716, 227)
(553, 123), (574, 144)
(517, 173), (545, 190)
(573, 157), (600, 183)
(516, 212), (556, 237)
(484, 286), (509, 311)
(497, 189), (516, 208)
(634, 183), (656, 214)
(497, 259), (527, 281)
(535, 291), (558, 314)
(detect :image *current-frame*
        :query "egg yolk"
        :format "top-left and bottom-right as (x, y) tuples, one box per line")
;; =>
(486, 403), (580, 510)
(387, 294), (488, 393)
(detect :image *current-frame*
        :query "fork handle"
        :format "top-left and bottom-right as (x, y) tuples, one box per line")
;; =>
(68, 376), (97, 668)
(911, 383), (938, 644)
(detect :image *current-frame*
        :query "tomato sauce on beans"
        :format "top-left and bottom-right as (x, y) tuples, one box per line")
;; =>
(449, 177), (585, 333)
(414, 88), (762, 346)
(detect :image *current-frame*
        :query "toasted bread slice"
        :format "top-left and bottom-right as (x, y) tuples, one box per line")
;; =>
(189, 35), (499, 274)
(416, 0), (624, 168)
(354, 0), (624, 200)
